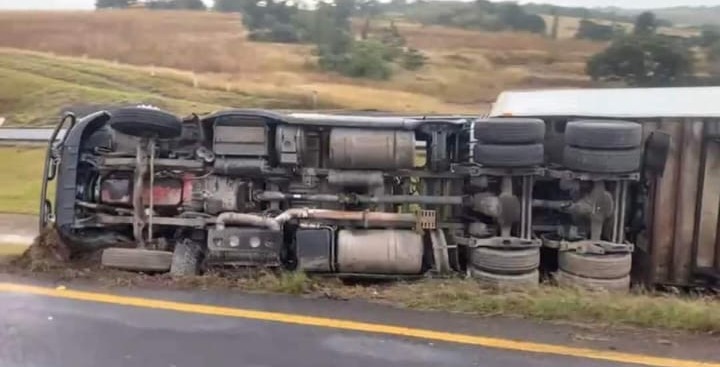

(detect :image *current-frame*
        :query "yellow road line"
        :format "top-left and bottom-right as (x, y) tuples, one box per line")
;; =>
(0, 282), (716, 367)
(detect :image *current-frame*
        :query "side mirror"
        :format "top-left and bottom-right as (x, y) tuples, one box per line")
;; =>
(643, 131), (670, 176)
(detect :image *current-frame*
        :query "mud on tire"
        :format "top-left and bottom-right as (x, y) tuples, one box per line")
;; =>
(555, 270), (630, 293)
(170, 240), (203, 277)
(470, 247), (539, 275)
(558, 251), (631, 280)
(469, 268), (539, 289)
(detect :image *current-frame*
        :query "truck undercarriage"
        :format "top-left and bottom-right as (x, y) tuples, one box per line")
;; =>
(41, 106), (654, 290)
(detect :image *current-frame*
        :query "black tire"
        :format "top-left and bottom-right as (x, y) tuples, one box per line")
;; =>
(565, 120), (642, 149)
(474, 118), (545, 144)
(170, 240), (202, 277)
(109, 106), (182, 139)
(469, 268), (539, 289)
(555, 270), (630, 293)
(563, 146), (641, 173)
(474, 143), (543, 167)
(470, 247), (539, 275)
(705, 121), (720, 139)
(101, 248), (172, 272)
(558, 251), (631, 280)
(644, 131), (670, 175)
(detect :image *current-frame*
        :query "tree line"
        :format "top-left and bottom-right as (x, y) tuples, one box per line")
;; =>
(398, 0), (547, 35)
(96, 0), (206, 9)
(96, 1), (720, 86)
(584, 11), (720, 86)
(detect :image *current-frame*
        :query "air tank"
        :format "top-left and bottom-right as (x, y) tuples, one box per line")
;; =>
(328, 128), (415, 170)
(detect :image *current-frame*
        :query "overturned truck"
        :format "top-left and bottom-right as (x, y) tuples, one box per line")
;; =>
(44, 88), (718, 290)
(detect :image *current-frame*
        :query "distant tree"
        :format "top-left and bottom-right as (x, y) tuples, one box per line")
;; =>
(176, 0), (206, 10)
(708, 41), (720, 76)
(487, 3), (545, 34)
(586, 35), (693, 86)
(496, 3), (524, 27)
(634, 11), (658, 36)
(178, 0), (195, 9)
(401, 48), (427, 70)
(146, 0), (206, 10)
(358, 0), (381, 40)
(388, 0), (407, 11)
(249, 23), (301, 43)
(338, 40), (393, 80)
(521, 14), (547, 34)
(214, 0), (244, 12)
(709, 41), (720, 61)
(575, 19), (622, 41)
(701, 28), (720, 47)
(95, 0), (134, 8)
(656, 18), (673, 28)
(238, 0), (304, 43)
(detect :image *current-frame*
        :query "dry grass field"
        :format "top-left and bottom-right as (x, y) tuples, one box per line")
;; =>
(0, 10), (604, 124)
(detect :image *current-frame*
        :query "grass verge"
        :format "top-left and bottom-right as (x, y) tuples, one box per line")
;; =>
(2, 228), (720, 333)
(5, 243), (719, 334)
(195, 274), (720, 333)
(0, 146), (46, 214)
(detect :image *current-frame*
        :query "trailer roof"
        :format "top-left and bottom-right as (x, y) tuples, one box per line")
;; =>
(489, 87), (720, 119)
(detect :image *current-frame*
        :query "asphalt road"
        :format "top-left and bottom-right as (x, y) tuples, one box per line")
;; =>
(1, 278), (717, 367)
(0, 291), (624, 367)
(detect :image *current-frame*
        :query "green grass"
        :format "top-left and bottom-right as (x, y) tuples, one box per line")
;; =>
(94, 270), (720, 333)
(216, 274), (720, 333)
(0, 146), (46, 214)
(0, 49), (320, 126)
(352, 279), (720, 333)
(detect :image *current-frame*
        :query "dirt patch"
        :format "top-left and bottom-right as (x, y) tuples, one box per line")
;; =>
(11, 226), (70, 270)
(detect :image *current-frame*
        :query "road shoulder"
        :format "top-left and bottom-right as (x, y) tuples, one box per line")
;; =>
(0, 273), (717, 364)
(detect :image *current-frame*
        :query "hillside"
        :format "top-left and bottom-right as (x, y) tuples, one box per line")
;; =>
(0, 10), (603, 125)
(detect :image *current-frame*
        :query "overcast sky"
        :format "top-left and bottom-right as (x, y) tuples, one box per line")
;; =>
(1, 0), (720, 10)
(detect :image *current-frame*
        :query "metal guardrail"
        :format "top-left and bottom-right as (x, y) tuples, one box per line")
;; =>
(0, 128), (66, 142)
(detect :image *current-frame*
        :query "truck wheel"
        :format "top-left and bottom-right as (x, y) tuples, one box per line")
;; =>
(563, 146), (641, 173)
(470, 268), (539, 289)
(101, 248), (172, 272)
(705, 121), (720, 139)
(471, 247), (539, 275)
(170, 240), (202, 277)
(109, 106), (182, 139)
(555, 270), (630, 292)
(558, 251), (631, 279)
(474, 118), (545, 144)
(474, 143), (544, 167)
(565, 120), (642, 149)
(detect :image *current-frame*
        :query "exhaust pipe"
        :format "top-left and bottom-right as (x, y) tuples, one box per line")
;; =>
(216, 208), (417, 230)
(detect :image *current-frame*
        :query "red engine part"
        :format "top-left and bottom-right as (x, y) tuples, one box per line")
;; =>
(100, 175), (193, 207)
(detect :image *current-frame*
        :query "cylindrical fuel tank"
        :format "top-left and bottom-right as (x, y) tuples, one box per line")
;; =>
(336, 229), (423, 274)
(328, 128), (415, 170)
